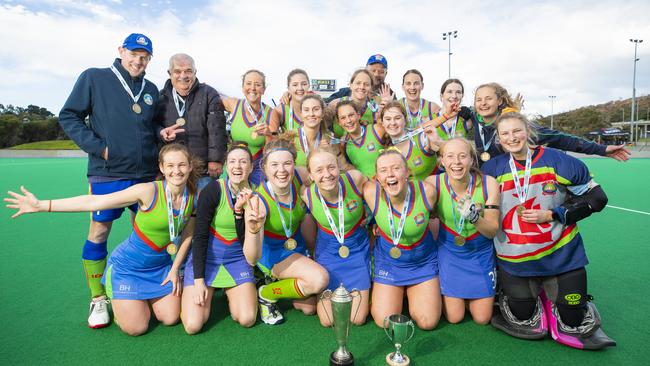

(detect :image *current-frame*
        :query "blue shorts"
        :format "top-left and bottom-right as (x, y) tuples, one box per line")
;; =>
(373, 231), (438, 287)
(257, 231), (308, 276)
(89, 178), (151, 222)
(315, 225), (371, 291)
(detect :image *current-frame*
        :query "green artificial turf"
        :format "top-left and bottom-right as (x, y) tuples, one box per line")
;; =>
(1, 158), (648, 365)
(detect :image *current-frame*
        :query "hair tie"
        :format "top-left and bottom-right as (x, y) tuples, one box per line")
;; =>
(501, 107), (519, 114)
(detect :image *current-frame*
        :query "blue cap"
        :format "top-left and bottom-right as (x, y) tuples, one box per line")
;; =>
(122, 33), (153, 55)
(367, 54), (387, 68)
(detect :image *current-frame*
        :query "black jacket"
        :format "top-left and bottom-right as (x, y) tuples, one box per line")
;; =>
(59, 59), (161, 178)
(156, 78), (227, 171)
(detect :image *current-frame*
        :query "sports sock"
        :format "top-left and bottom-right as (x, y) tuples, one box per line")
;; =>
(260, 278), (305, 301)
(82, 240), (108, 298)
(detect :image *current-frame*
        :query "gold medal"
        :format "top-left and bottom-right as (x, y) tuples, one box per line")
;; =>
(454, 236), (466, 246)
(480, 152), (491, 162)
(339, 245), (350, 258)
(284, 238), (297, 251)
(166, 243), (177, 255)
(175, 117), (186, 126)
(132, 103), (142, 114)
(389, 246), (402, 259)
(516, 205), (526, 215)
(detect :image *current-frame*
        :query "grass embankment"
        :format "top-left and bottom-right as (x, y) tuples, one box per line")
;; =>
(9, 140), (79, 150)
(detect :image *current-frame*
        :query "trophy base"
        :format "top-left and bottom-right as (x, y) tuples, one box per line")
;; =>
(330, 351), (354, 366)
(386, 352), (410, 366)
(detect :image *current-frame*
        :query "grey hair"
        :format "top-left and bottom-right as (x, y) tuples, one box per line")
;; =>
(168, 53), (196, 72)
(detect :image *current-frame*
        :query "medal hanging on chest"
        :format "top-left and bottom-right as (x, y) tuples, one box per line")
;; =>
(172, 88), (187, 126)
(110, 65), (146, 115)
(268, 183), (296, 251)
(446, 173), (476, 247)
(477, 119), (496, 161)
(386, 185), (411, 259)
(317, 180), (348, 258)
(165, 183), (188, 256)
(508, 149), (532, 216)
(245, 100), (266, 139)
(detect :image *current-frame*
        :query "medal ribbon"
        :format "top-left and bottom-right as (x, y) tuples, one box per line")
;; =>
(288, 104), (294, 131)
(477, 115), (496, 153)
(391, 127), (424, 145)
(403, 98), (423, 129)
(245, 100), (267, 125)
(445, 173), (475, 236)
(508, 148), (532, 205)
(300, 128), (321, 157)
(172, 88), (186, 118)
(439, 112), (459, 139)
(267, 183), (294, 239)
(165, 183), (188, 244)
(386, 184), (411, 245)
(110, 65), (146, 104)
(317, 181), (345, 244)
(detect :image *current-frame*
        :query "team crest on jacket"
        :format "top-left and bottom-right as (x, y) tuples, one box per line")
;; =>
(346, 200), (358, 212)
(367, 143), (376, 152)
(143, 94), (153, 105)
(542, 181), (557, 195)
(414, 212), (426, 226)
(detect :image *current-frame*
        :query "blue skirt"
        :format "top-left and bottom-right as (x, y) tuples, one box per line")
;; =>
(315, 225), (371, 291)
(257, 231), (308, 276)
(438, 228), (496, 298)
(183, 235), (254, 288)
(373, 230), (438, 287)
(102, 233), (172, 300)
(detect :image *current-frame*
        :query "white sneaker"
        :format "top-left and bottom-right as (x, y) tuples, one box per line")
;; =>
(88, 297), (111, 329)
(258, 286), (284, 325)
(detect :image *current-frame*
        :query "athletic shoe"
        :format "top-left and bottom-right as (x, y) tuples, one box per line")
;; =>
(258, 287), (284, 325)
(88, 297), (111, 329)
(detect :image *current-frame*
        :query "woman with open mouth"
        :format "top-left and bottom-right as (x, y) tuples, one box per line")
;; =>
(222, 69), (273, 185)
(363, 148), (441, 330)
(425, 137), (500, 325)
(179, 142), (258, 334)
(243, 134), (329, 325)
(270, 69), (310, 133)
(5, 143), (199, 336)
(434, 79), (472, 141)
(329, 69), (381, 136)
(337, 100), (385, 179)
(380, 100), (458, 181)
(301, 146), (371, 327)
(482, 112), (616, 350)
(399, 69), (441, 129)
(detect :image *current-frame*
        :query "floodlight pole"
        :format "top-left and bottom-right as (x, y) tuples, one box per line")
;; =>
(630, 39), (643, 143)
(442, 31), (458, 78)
(549, 95), (556, 130)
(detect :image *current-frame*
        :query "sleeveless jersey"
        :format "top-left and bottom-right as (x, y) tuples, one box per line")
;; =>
(210, 179), (256, 244)
(400, 98), (436, 129)
(256, 175), (307, 239)
(280, 103), (303, 132)
(481, 147), (590, 276)
(435, 113), (470, 140)
(294, 128), (321, 167)
(230, 99), (272, 158)
(436, 172), (487, 239)
(307, 172), (365, 236)
(133, 181), (195, 251)
(344, 125), (383, 178)
(398, 134), (437, 181)
(374, 181), (433, 247)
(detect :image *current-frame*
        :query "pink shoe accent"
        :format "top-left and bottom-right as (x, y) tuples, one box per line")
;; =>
(541, 291), (584, 349)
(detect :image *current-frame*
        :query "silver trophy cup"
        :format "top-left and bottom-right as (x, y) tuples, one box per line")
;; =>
(384, 314), (415, 366)
(320, 284), (361, 366)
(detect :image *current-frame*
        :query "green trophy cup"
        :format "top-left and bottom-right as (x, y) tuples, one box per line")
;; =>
(320, 284), (361, 366)
(384, 314), (415, 366)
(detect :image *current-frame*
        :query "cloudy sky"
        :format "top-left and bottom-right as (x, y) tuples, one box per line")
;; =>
(1, 0), (648, 119)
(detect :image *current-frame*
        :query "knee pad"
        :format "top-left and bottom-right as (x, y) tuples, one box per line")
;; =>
(491, 293), (548, 340)
(543, 296), (616, 350)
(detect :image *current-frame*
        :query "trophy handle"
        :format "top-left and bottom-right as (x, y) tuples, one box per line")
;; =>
(406, 320), (416, 343)
(319, 290), (333, 326)
(349, 289), (362, 324)
(383, 316), (392, 341)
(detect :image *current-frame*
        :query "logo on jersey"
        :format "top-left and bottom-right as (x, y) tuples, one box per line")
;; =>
(367, 143), (376, 152)
(413, 157), (423, 167)
(143, 94), (153, 105)
(414, 212), (426, 226)
(346, 200), (358, 212)
(542, 181), (557, 195)
(502, 196), (553, 244)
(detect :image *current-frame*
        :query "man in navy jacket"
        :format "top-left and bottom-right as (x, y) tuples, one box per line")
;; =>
(59, 33), (177, 329)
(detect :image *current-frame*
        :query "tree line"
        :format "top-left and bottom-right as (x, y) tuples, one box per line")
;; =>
(0, 104), (67, 148)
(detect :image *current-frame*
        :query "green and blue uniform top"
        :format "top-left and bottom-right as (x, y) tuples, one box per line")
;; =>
(229, 99), (272, 160)
(280, 103), (303, 132)
(344, 125), (384, 178)
(399, 98), (436, 129)
(434, 112), (471, 140)
(306, 172), (366, 236)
